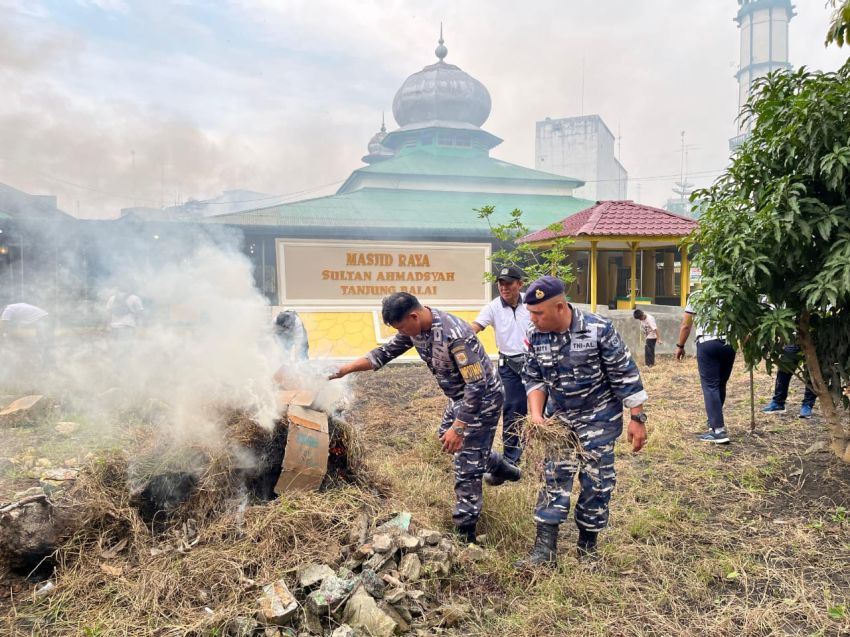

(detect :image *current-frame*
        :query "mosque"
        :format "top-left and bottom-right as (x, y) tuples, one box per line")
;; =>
(203, 33), (597, 358)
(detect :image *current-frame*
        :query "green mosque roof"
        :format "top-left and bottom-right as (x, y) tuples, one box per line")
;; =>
(204, 187), (595, 233)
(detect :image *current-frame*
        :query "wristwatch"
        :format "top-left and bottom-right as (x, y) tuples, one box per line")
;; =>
(452, 424), (466, 436)
(630, 412), (648, 425)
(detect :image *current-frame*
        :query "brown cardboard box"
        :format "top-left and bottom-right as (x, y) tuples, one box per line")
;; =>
(275, 405), (329, 493)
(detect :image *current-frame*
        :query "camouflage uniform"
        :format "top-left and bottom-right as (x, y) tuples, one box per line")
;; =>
(524, 305), (647, 531)
(367, 308), (504, 527)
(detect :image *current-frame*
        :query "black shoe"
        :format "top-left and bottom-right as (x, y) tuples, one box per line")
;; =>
(577, 529), (598, 561)
(514, 523), (558, 568)
(484, 458), (522, 486)
(455, 523), (477, 545)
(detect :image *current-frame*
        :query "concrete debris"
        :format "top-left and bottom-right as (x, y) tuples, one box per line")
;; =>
(395, 533), (422, 551)
(384, 587), (406, 604)
(416, 529), (441, 546)
(330, 625), (357, 637)
(377, 511), (412, 532)
(378, 600), (410, 632)
(461, 544), (486, 562)
(256, 579), (299, 626)
(419, 547), (451, 577)
(297, 562), (336, 589)
(364, 551), (396, 572)
(224, 616), (258, 637)
(361, 568), (385, 599)
(302, 609), (323, 634)
(371, 533), (394, 553)
(343, 585), (398, 637)
(398, 553), (421, 583)
(305, 575), (357, 616)
(348, 511), (371, 546)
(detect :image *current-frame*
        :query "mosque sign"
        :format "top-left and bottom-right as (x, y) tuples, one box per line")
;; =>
(277, 239), (490, 307)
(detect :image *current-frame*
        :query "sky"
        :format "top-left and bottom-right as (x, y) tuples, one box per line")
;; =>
(0, 0), (847, 219)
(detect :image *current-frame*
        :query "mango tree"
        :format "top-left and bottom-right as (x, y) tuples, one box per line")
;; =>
(691, 61), (850, 461)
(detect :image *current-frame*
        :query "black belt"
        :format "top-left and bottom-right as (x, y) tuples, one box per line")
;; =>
(499, 352), (526, 374)
(499, 352), (526, 360)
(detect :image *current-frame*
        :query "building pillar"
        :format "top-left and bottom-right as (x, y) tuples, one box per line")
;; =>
(663, 251), (675, 296)
(680, 248), (690, 306)
(609, 261), (619, 306)
(597, 252), (609, 308)
(590, 241), (598, 312)
(642, 249), (656, 300)
(630, 242), (639, 309)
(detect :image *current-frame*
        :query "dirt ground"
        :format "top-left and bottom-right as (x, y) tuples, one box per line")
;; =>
(2, 355), (849, 636)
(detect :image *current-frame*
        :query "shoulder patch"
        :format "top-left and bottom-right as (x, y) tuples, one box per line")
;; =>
(459, 361), (484, 383)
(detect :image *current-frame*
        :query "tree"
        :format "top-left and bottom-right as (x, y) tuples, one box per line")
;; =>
(475, 205), (575, 284)
(691, 61), (850, 461)
(826, 0), (850, 47)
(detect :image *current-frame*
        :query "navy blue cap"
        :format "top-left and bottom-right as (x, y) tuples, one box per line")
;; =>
(525, 276), (566, 305)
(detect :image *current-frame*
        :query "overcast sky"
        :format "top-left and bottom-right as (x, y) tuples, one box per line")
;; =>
(1, 0), (847, 219)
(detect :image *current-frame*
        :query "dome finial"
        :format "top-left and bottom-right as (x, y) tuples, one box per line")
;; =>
(381, 110), (386, 133)
(435, 23), (447, 61)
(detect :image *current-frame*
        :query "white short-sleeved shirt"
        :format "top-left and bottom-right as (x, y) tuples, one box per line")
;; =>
(473, 294), (531, 355)
(685, 298), (719, 339)
(639, 313), (658, 339)
(107, 294), (144, 328)
(1, 303), (48, 325)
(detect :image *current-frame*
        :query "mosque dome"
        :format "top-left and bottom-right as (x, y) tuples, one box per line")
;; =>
(367, 120), (388, 154)
(362, 115), (394, 164)
(392, 31), (492, 129)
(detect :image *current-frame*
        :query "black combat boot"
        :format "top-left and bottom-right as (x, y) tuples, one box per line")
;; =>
(514, 522), (558, 568)
(483, 458), (522, 486)
(576, 528), (598, 561)
(455, 523), (477, 545)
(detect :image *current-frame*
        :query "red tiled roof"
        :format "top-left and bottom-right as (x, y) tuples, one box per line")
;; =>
(517, 200), (698, 243)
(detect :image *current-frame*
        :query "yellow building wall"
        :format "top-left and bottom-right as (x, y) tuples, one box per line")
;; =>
(298, 310), (498, 360)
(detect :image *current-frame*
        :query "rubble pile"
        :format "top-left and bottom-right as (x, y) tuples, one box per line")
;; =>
(249, 514), (473, 637)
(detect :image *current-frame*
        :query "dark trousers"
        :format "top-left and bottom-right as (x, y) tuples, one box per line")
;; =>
(499, 362), (527, 464)
(772, 344), (816, 408)
(696, 339), (736, 431)
(644, 338), (657, 367)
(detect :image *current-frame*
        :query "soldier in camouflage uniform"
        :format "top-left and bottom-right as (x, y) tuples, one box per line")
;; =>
(330, 292), (519, 543)
(516, 276), (649, 566)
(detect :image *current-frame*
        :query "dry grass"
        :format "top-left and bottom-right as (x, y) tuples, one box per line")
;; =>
(354, 358), (850, 637)
(2, 357), (850, 636)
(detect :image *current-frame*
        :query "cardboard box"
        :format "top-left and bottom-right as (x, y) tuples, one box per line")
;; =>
(274, 405), (329, 493)
(276, 389), (317, 411)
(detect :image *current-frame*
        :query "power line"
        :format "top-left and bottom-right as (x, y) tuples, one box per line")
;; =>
(581, 168), (723, 184)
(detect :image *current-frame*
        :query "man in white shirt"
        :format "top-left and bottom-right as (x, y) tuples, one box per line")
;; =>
(472, 265), (530, 482)
(633, 309), (662, 367)
(106, 292), (144, 331)
(676, 295), (736, 444)
(1, 302), (53, 368)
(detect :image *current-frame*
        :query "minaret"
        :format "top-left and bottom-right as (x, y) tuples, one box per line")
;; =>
(730, 0), (795, 149)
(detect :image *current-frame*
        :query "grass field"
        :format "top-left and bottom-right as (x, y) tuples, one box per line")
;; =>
(1, 356), (849, 636)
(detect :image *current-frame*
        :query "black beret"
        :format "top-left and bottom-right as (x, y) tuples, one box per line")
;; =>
(524, 276), (566, 305)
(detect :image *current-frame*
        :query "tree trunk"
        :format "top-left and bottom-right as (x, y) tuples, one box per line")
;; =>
(798, 311), (850, 462)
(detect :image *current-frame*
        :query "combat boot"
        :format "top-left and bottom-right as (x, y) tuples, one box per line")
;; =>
(514, 522), (558, 568)
(576, 528), (598, 561)
(483, 458), (522, 486)
(455, 523), (477, 545)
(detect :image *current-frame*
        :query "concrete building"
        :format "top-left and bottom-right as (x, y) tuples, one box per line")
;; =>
(730, 0), (795, 149)
(535, 115), (628, 201)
